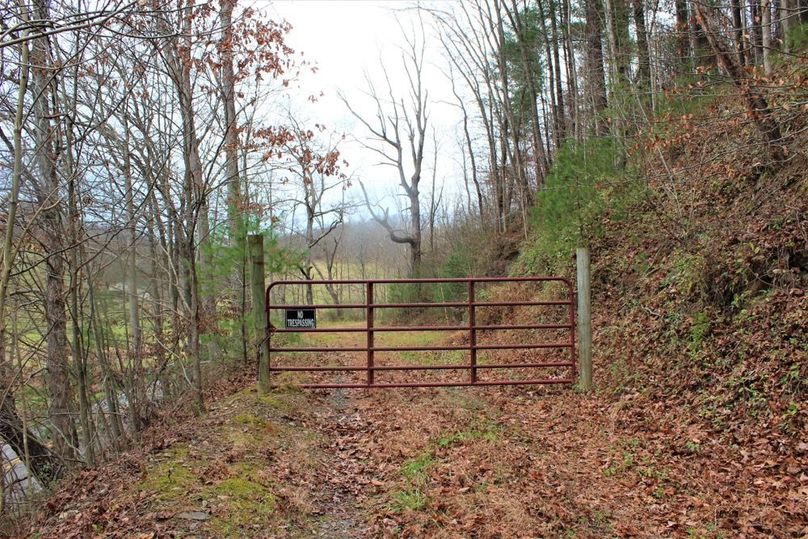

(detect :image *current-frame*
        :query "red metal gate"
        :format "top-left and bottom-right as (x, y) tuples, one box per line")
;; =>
(265, 277), (576, 389)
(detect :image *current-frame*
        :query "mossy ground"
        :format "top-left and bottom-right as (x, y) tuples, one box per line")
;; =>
(124, 387), (329, 537)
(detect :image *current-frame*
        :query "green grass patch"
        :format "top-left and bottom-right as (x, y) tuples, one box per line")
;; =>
(689, 311), (711, 356)
(603, 448), (637, 478)
(390, 488), (427, 512)
(400, 453), (435, 483)
(389, 451), (435, 513)
(437, 420), (503, 448)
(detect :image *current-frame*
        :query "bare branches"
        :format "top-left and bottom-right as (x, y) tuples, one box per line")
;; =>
(358, 180), (415, 247)
(0, 0), (138, 49)
(341, 24), (429, 275)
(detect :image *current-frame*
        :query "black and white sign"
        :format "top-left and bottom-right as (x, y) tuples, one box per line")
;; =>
(285, 308), (316, 329)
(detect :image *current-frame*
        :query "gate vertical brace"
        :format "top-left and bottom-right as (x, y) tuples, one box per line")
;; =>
(366, 281), (374, 386)
(569, 279), (577, 381)
(468, 280), (477, 384)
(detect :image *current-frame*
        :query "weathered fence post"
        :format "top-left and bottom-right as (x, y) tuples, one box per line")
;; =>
(576, 247), (593, 390)
(249, 234), (270, 394)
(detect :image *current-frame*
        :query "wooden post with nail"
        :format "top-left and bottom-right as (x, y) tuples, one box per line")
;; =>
(576, 247), (592, 390)
(249, 234), (270, 393)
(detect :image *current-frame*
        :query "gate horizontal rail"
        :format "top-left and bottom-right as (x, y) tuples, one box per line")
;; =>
(267, 300), (571, 309)
(265, 276), (576, 389)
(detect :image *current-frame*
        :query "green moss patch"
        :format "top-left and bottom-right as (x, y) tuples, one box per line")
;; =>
(207, 476), (277, 535)
(137, 446), (201, 503)
(233, 412), (268, 430)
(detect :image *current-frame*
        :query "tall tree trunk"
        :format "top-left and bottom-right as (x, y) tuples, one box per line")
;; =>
(750, 0), (764, 64)
(633, 0), (651, 92)
(30, 0), (75, 462)
(585, 0), (609, 134)
(537, 0), (566, 148)
(0, 27), (61, 485)
(605, 0), (631, 83)
(304, 199), (315, 305)
(188, 238), (204, 413)
(732, 0), (747, 64)
(549, 0), (566, 142)
(122, 115), (145, 432)
(536, 0), (560, 148)
(675, 0), (691, 73)
(690, 0), (714, 68)
(562, 0), (579, 141)
(508, 0), (548, 184)
(0, 13), (29, 390)
(779, 0), (792, 52)
(69, 238), (94, 465)
(409, 189), (423, 277)
(161, 0), (206, 412)
(63, 104), (96, 465)
(220, 0), (243, 243)
(762, 0), (773, 74)
(219, 0), (248, 363)
(492, 1), (532, 208)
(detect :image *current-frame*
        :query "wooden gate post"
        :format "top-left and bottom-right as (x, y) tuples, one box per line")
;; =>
(249, 234), (270, 394)
(576, 247), (593, 390)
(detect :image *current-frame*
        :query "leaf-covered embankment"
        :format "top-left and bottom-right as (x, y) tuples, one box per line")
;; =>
(513, 63), (807, 535)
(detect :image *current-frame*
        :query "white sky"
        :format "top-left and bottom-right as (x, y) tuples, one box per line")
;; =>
(259, 0), (466, 220)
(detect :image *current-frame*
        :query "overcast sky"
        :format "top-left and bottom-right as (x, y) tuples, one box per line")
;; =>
(259, 0), (466, 221)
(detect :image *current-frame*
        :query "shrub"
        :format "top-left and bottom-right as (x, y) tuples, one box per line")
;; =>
(519, 137), (642, 275)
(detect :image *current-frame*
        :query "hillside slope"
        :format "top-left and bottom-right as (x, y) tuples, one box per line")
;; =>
(513, 63), (808, 534)
(588, 83), (806, 455)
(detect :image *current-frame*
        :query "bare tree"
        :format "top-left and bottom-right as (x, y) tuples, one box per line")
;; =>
(27, 0), (77, 462)
(278, 120), (348, 304)
(342, 28), (429, 277)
